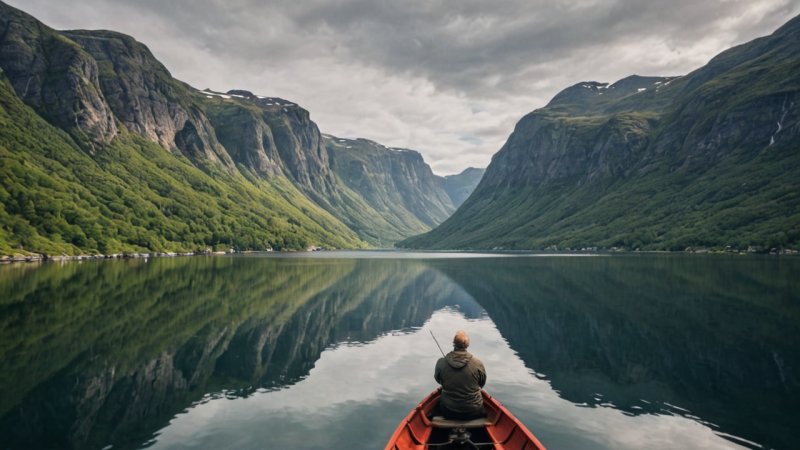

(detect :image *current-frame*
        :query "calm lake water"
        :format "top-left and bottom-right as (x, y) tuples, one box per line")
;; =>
(0, 252), (798, 450)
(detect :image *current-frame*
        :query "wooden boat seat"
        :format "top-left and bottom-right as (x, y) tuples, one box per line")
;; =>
(430, 416), (494, 429)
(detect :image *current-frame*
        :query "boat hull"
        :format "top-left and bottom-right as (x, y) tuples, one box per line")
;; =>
(385, 389), (546, 450)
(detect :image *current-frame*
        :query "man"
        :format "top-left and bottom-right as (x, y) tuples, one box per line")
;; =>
(434, 330), (487, 420)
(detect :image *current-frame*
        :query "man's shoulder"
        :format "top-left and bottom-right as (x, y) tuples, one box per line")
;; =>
(469, 355), (485, 368)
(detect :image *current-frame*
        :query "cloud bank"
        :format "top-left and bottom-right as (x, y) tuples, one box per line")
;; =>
(8, 0), (800, 174)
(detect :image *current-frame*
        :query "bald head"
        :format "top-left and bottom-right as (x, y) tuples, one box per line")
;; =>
(453, 330), (470, 350)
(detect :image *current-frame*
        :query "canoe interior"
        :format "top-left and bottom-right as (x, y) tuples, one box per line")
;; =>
(385, 389), (546, 450)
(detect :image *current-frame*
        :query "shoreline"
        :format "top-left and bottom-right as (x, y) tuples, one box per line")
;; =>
(0, 251), (212, 265)
(2, 247), (798, 265)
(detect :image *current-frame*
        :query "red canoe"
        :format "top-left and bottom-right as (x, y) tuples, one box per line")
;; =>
(385, 389), (546, 449)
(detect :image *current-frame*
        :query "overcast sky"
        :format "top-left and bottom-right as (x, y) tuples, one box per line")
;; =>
(8, 0), (800, 174)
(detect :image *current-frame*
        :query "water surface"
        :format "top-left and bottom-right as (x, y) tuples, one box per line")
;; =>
(0, 253), (797, 449)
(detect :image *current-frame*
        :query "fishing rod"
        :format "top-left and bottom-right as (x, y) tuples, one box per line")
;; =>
(430, 330), (446, 358)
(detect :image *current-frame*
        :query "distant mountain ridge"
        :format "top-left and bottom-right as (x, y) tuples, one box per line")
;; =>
(0, 0), (476, 255)
(401, 14), (800, 251)
(324, 136), (456, 245)
(443, 167), (485, 207)
(319, 136), (485, 245)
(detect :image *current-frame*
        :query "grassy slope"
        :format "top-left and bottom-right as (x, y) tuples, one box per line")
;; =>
(321, 180), (423, 246)
(0, 75), (365, 255)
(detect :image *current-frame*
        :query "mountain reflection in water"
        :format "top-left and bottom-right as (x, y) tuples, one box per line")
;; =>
(0, 254), (797, 450)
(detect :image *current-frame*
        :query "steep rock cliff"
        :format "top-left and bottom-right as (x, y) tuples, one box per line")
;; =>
(62, 30), (235, 167)
(327, 137), (455, 226)
(323, 136), (456, 245)
(0, 4), (117, 146)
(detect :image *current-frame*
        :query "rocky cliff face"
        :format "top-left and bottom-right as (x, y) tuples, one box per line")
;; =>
(480, 106), (657, 189)
(62, 30), (238, 168)
(322, 136), (457, 245)
(257, 98), (338, 199)
(61, 28), (344, 182)
(402, 16), (800, 251)
(202, 94), (282, 177)
(327, 137), (455, 227)
(467, 75), (675, 194)
(0, 6), (117, 146)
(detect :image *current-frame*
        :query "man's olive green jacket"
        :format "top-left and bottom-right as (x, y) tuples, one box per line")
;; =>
(434, 349), (486, 413)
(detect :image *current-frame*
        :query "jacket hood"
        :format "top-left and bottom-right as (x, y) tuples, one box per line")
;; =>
(446, 350), (472, 369)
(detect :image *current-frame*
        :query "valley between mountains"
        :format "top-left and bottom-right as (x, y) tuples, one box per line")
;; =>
(1, 0), (798, 256)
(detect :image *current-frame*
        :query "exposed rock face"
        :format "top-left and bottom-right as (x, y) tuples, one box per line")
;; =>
(328, 137), (455, 227)
(475, 75), (671, 192)
(321, 136), (457, 245)
(203, 91), (343, 203)
(0, 5), (117, 145)
(481, 106), (657, 189)
(401, 16), (800, 251)
(62, 30), (234, 167)
(259, 99), (338, 198)
(0, 2), (346, 182)
(204, 96), (283, 177)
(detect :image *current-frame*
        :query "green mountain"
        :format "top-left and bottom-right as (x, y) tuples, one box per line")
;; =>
(323, 136), (457, 245)
(321, 137), (485, 245)
(401, 15), (800, 251)
(0, 1), (466, 255)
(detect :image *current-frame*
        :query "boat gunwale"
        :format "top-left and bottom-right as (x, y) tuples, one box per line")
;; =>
(384, 388), (547, 450)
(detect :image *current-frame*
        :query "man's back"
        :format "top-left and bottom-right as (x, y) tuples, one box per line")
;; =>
(434, 331), (486, 419)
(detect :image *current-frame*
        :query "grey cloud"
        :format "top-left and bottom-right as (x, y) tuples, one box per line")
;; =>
(275, 0), (797, 94)
(34, 0), (797, 95)
(7, 0), (800, 175)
